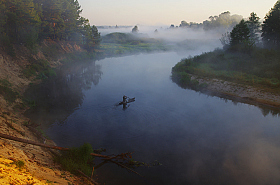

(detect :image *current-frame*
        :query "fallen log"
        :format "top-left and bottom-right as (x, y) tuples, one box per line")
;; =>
(0, 132), (112, 158)
(0, 132), (143, 176)
(0, 132), (68, 151)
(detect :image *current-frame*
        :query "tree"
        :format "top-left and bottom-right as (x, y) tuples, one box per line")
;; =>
(220, 32), (231, 49)
(230, 19), (250, 46)
(0, 0), (99, 53)
(0, 1), (6, 33)
(3, 0), (41, 47)
(246, 12), (261, 44)
(132, 25), (139, 33)
(203, 11), (242, 32)
(60, 0), (83, 40)
(262, 0), (280, 48)
(179, 21), (189, 28)
(82, 24), (101, 52)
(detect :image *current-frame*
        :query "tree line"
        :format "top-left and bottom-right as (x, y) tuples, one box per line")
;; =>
(174, 11), (243, 31)
(176, 0), (280, 50)
(0, 0), (101, 53)
(171, 1), (280, 96)
(221, 1), (280, 50)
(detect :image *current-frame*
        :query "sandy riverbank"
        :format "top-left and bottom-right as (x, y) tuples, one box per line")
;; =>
(0, 43), (99, 184)
(192, 75), (280, 108)
(0, 103), (97, 184)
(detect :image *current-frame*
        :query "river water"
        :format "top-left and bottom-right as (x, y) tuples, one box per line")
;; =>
(25, 51), (280, 185)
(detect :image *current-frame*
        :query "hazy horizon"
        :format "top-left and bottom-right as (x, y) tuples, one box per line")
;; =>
(78, 0), (277, 26)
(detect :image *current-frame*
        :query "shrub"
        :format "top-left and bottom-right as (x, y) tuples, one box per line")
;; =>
(23, 59), (56, 79)
(55, 143), (95, 176)
(14, 160), (25, 170)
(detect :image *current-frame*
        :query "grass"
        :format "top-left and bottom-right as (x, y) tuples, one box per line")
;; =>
(172, 47), (280, 92)
(13, 160), (25, 170)
(100, 43), (169, 57)
(55, 143), (95, 177)
(22, 59), (56, 79)
(100, 32), (170, 57)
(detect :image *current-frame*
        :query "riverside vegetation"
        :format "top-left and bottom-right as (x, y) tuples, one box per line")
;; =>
(2, 0), (280, 183)
(100, 32), (170, 56)
(172, 2), (280, 107)
(172, 48), (280, 92)
(0, 1), (170, 183)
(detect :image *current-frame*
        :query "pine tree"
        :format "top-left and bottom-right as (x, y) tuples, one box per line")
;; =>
(3, 0), (40, 47)
(230, 19), (250, 46)
(0, 1), (6, 33)
(82, 24), (101, 52)
(262, 0), (280, 48)
(246, 12), (261, 44)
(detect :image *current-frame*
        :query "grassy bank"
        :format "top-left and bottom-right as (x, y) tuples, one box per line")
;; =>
(100, 32), (170, 56)
(172, 48), (280, 93)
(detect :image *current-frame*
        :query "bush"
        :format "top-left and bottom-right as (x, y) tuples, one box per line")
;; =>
(22, 59), (56, 79)
(14, 160), (25, 169)
(55, 143), (95, 176)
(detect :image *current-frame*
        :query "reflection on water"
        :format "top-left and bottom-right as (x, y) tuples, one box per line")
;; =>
(24, 61), (102, 128)
(171, 74), (280, 117)
(25, 52), (280, 185)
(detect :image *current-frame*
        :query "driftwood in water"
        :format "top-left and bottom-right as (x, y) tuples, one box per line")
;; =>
(107, 159), (143, 177)
(77, 170), (99, 185)
(0, 132), (142, 176)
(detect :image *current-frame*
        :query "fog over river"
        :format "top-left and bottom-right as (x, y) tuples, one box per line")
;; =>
(25, 51), (280, 185)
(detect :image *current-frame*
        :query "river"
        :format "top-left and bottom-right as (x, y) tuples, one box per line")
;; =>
(25, 51), (280, 185)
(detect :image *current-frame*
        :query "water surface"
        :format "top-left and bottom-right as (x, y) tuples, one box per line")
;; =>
(26, 52), (280, 185)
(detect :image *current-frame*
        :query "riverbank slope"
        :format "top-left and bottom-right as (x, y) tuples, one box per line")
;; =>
(0, 42), (97, 184)
(192, 75), (280, 108)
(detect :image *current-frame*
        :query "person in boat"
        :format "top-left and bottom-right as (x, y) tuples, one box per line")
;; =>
(123, 95), (128, 104)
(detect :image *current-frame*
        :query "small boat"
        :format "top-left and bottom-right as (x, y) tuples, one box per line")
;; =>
(118, 96), (135, 105)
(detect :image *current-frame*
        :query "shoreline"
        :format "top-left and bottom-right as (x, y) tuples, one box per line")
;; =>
(191, 75), (280, 109)
(0, 43), (98, 184)
(1, 47), (280, 183)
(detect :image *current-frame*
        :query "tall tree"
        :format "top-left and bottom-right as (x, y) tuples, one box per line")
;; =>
(0, 1), (6, 33)
(262, 0), (280, 48)
(38, 0), (64, 40)
(4, 0), (40, 47)
(81, 24), (101, 52)
(220, 32), (231, 49)
(60, 0), (83, 40)
(230, 19), (251, 47)
(0, 0), (100, 52)
(179, 21), (189, 28)
(203, 11), (242, 32)
(246, 12), (261, 44)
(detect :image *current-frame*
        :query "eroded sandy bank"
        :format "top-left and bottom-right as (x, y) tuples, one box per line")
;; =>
(192, 75), (280, 108)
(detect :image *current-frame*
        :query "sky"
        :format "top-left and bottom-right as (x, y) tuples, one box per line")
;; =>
(78, 0), (277, 26)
